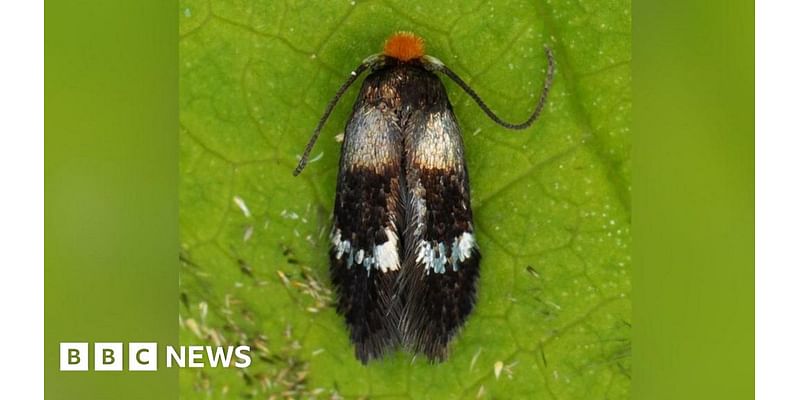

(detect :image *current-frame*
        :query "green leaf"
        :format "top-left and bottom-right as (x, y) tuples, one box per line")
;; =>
(179, 0), (630, 398)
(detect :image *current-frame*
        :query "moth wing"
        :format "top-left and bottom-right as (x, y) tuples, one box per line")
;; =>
(330, 99), (404, 363)
(400, 103), (480, 361)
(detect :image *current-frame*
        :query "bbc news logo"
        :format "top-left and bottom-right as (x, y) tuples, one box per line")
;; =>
(59, 342), (251, 371)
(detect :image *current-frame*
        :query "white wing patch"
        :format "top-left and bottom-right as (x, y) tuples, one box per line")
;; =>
(454, 232), (476, 262)
(415, 232), (477, 274)
(331, 227), (400, 274)
(332, 229), (351, 259)
(373, 228), (401, 273)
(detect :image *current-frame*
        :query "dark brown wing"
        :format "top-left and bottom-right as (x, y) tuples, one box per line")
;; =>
(330, 80), (404, 363)
(399, 82), (480, 361)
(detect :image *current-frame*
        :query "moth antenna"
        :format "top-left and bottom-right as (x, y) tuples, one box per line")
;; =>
(294, 62), (370, 176)
(438, 46), (554, 130)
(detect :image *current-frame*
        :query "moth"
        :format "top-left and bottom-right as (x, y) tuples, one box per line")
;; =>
(294, 32), (554, 363)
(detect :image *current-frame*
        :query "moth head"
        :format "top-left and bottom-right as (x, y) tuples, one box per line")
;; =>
(383, 32), (426, 62)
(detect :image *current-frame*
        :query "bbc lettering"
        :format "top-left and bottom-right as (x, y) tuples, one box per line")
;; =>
(59, 342), (251, 371)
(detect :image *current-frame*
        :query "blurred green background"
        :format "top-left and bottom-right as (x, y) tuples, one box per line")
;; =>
(179, 0), (630, 398)
(45, 0), (178, 399)
(633, 1), (753, 399)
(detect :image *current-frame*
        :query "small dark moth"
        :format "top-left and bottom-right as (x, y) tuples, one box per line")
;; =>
(294, 32), (554, 363)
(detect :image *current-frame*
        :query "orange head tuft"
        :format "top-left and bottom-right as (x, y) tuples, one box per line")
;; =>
(383, 32), (425, 62)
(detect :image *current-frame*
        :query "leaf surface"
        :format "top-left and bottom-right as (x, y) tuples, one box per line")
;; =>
(179, 0), (631, 397)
